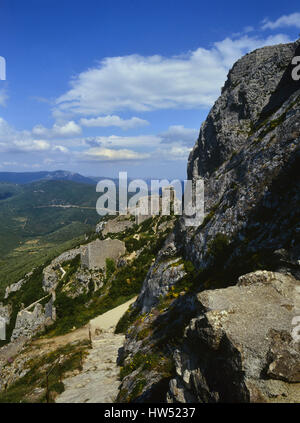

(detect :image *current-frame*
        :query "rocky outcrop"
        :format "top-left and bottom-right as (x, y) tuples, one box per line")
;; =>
(101, 215), (135, 236)
(188, 42), (300, 179)
(43, 248), (82, 292)
(62, 267), (104, 298)
(118, 39), (300, 403)
(0, 303), (11, 340)
(11, 300), (54, 341)
(0, 303), (11, 325)
(184, 40), (300, 271)
(167, 271), (300, 403)
(136, 233), (185, 313)
(5, 271), (34, 299)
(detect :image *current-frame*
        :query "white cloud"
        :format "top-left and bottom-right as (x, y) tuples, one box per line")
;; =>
(262, 13), (300, 30)
(83, 147), (150, 161)
(53, 145), (69, 153)
(53, 121), (82, 136)
(54, 34), (292, 119)
(159, 125), (198, 145)
(214, 34), (291, 67)
(32, 120), (82, 138)
(13, 139), (50, 152)
(0, 117), (74, 154)
(168, 145), (192, 160)
(0, 118), (50, 153)
(80, 115), (149, 129)
(81, 128), (194, 163)
(84, 134), (160, 149)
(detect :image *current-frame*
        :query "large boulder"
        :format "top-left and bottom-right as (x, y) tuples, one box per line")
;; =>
(167, 271), (300, 403)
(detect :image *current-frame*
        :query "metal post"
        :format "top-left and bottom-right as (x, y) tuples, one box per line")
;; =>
(89, 325), (92, 347)
(46, 373), (49, 403)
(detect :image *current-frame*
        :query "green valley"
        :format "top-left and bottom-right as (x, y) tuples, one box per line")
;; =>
(0, 179), (100, 294)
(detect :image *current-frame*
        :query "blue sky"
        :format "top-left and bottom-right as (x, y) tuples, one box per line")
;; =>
(0, 0), (299, 179)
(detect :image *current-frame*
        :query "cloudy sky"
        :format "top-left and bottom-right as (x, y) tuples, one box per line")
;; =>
(0, 0), (299, 179)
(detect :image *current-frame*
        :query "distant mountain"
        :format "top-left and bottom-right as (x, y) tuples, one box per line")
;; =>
(0, 170), (97, 185)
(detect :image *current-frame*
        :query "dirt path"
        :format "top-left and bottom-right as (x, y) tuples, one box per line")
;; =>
(89, 297), (137, 335)
(55, 297), (136, 403)
(34, 326), (90, 348)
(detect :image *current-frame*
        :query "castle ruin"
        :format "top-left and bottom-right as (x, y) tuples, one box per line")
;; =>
(134, 186), (180, 225)
(81, 238), (126, 270)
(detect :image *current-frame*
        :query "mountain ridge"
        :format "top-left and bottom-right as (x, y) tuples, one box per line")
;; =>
(0, 170), (97, 185)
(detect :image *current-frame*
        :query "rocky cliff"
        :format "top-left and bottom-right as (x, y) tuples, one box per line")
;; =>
(117, 39), (300, 403)
(0, 39), (299, 404)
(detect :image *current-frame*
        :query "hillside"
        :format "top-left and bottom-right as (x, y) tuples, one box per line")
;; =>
(0, 212), (175, 401)
(0, 39), (299, 404)
(0, 179), (100, 293)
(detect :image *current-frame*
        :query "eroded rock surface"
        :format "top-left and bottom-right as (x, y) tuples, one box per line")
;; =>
(118, 39), (300, 403)
(167, 271), (300, 403)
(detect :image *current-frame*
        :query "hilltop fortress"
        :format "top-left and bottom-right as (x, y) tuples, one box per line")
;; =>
(81, 238), (126, 270)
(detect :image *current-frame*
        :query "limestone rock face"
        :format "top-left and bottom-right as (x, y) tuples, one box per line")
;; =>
(184, 40), (300, 271)
(136, 233), (186, 313)
(0, 303), (11, 325)
(11, 302), (52, 341)
(0, 303), (11, 340)
(5, 271), (34, 299)
(167, 271), (300, 403)
(119, 39), (300, 403)
(136, 258), (185, 314)
(188, 41), (300, 179)
(61, 267), (104, 298)
(101, 215), (134, 236)
(43, 248), (82, 292)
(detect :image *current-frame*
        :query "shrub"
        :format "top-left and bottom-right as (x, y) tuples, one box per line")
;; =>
(207, 233), (231, 264)
(105, 258), (116, 279)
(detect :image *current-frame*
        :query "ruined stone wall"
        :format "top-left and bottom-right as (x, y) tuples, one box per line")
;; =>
(102, 215), (134, 236)
(81, 238), (126, 270)
(135, 189), (180, 225)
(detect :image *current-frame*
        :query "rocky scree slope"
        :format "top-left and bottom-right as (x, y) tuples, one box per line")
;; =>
(117, 40), (300, 403)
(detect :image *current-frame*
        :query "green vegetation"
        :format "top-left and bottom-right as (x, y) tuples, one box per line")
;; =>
(0, 266), (47, 347)
(0, 179), (100, 294)
(254, 111), (287, 142)
(130, 378), (147, 400)
(249, 96), (300, 140)
(105, 258), (116, 279)
(0, 340), (90, 403)
(120, 351), (174, 381)
(115, 304), (141, 334)
(43, 215), (171, 337)
(193, 201), (221, 235)
(0, 183), (22, 201)
(207, 233), (231, 264)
